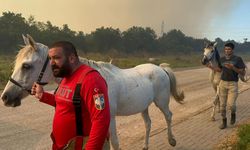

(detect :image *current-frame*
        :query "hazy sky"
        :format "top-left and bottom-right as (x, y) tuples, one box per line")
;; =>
(1, 0), (250, 42)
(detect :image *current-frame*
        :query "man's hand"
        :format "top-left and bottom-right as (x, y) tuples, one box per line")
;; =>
(206, 63), (212, 69)
(31, 82), (44, 99)
(224, 63), (234, 69)
(224, 63), (245, 74)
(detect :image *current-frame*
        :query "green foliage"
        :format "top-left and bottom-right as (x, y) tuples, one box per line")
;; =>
(88, 27), (122, 52)
(158, 30), (205, 54)
(235, 124), (250, 150)
(0, 54), (14, 90)
(122, 26), (157, 53)
(0, 12), (29, 51)
(79, 52), (202, 69)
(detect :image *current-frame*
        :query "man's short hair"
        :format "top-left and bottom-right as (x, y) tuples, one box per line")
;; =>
(224, 42), (235, 50)
(49, 41), (78, 57)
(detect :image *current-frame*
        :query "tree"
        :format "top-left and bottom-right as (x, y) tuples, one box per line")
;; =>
(0, 12), (29, 51)
(158, 29), (190, 53)
(90, 27), (122, 52)
(122, 26), (157, 53)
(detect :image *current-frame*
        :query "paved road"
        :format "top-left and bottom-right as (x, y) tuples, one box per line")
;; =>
(123, 84), (250, 150)
(0, 64), (249, 150)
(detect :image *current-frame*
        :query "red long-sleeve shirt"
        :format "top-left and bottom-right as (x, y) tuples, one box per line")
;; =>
(40, 65), (110, 150)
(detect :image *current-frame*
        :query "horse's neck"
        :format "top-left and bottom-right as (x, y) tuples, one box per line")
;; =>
(79, 57), (120, 80)
(39, 46), (57, 83)
(209, 54), (221, 84)
(41, 59), (56, 83)
(210, 56), (219, 68)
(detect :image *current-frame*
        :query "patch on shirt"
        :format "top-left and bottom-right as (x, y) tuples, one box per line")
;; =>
(93, 94), (105, 110)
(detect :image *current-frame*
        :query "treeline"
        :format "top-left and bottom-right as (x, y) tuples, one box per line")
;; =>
(0, 11), (249, 55)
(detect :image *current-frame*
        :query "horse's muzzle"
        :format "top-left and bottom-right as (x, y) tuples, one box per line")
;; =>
(201, 56), (208, 65)
(1, 92), (21, 107)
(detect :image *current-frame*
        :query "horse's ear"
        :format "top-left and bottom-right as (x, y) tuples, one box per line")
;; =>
(204, 40), (210, 48)
(213, 42), (218, 47)
(204, 41), (207, 46)
(22, 34), (30, 45)
(26, 34), (37, 50)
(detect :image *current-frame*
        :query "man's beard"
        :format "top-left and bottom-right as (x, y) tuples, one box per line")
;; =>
(51, 60), (72, 77)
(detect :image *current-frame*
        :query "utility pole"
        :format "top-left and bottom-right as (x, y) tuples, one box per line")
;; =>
(161, 21), (165, 37)
(243, 38), (248, 43)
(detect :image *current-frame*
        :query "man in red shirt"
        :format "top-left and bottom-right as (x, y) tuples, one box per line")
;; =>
(31, 41), (110, 150)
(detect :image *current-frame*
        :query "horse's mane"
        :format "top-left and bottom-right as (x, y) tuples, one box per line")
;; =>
(79, 57), (118, 70)
(214, 47), (222, 68)
(79, 57), (120, 79)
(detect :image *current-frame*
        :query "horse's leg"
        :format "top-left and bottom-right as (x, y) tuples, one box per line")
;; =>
(154, 98), (176, 147)
(215, 94), (220, 112)
(211, 84), (220, 121)
(211, 95), (219, 121)
(216, 85), (221, 113)
(141, 108), (151, 150)
(211, 94), (218, 121)
(163, 108), (176, 146)
(109, 116), (120, 150)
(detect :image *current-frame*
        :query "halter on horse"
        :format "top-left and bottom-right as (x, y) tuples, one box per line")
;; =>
(8, 57), (49, 94)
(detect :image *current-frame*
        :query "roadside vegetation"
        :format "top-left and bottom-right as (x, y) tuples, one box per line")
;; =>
(236, 124), (250, 149)
(0, 54), (14, 90)
(216, 122), (250, 150)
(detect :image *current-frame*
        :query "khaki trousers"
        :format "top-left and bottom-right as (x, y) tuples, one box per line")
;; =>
(218, 80), (238, 119)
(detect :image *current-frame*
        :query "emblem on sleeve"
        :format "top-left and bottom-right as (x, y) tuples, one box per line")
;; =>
(93, 94), (105, 110)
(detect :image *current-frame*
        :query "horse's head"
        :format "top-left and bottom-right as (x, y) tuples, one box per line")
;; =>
(201, 42), (220, 67)
(1, 35), (53, 107)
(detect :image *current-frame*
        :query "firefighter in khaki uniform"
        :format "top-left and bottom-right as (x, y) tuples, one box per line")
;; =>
(31, 41), (110, 150)
(217, 42), (246, 129)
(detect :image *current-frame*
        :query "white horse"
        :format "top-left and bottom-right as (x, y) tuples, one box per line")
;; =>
(201, 42), (249, 121)
(201, 42), (221, 121)
(1, 35), (184, 150)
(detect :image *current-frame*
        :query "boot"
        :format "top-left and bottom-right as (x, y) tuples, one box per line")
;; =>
(230, 113), (236, 125)
(219, 118), (227, 129)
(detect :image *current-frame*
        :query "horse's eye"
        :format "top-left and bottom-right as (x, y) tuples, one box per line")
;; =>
(22, 64), (31, 70)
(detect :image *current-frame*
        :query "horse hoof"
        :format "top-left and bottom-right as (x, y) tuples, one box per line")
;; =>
(169, 138), (176, 147)
(211, 117), (215, 121)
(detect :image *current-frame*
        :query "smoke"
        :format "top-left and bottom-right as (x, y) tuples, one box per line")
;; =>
(73, 0), (240, 39)
(102, 0), (239, 38)
(0, 0), (241, 39)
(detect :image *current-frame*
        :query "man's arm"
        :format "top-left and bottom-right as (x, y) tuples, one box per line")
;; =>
(39, 92), (56, 106)
(82, 73), (110, 150)
(232, 66), (245, 75)
(224, 63), (245, 75)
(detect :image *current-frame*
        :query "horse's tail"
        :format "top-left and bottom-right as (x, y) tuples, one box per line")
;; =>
(160, 63), (184, 104)
(239, 66), (250, 82)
